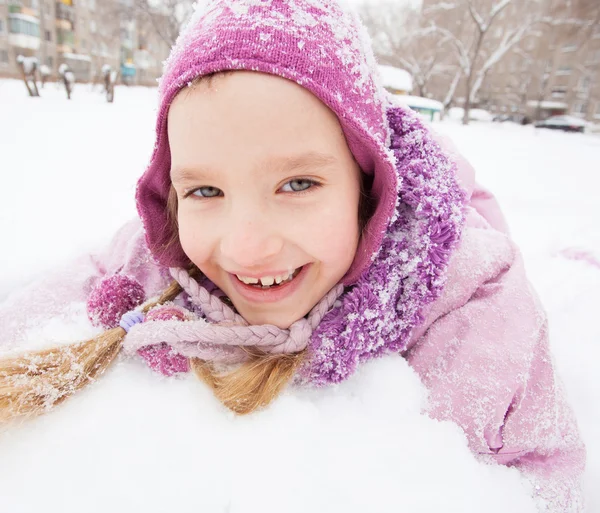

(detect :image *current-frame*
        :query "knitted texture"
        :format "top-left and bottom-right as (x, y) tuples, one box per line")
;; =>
(173, 269), (248, 326)
(86, 274), (145, 329)
(136, 305), (192, 374)
(137, 344), (190, 376)
(122, 272), (344, 363)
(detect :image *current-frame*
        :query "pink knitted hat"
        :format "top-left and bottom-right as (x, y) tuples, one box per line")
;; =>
(136, 0), (398, 284)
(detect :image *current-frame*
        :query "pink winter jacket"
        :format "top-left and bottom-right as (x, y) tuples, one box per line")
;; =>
(405, 145), (585, 510)
(0, 156), (585, 511)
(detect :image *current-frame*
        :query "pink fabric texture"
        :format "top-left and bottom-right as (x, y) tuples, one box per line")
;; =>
(133, 304), (192, 374)
(86, 274), (146, 329)
(135, 0), (397, 285)
(405, 208), (585, 509)
(137, 343), (190, 376)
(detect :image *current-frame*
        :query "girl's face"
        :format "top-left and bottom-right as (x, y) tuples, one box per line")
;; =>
(168, 72), (361, 328)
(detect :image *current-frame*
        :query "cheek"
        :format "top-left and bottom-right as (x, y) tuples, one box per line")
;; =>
(177, 209), (214, 266)
(302, 201), (360, 269)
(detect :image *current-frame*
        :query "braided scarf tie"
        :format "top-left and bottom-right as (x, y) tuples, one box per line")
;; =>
(121, 268), (344, 364)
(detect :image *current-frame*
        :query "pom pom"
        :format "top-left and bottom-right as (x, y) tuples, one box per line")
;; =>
(87, 274), (146, 329)
(138, 343), (190, 376)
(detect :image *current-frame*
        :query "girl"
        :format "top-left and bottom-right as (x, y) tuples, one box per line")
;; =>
(0, 0), (584, 510)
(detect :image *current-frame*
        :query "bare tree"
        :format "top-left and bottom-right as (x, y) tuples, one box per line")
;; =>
(442, 68), (462, 110)
(133, 0), (194, 48)
(16, 56), (40, 97)
(427, 0), (545, 124)
(569, 0), (600, 117)
(397, 29), (456, 98)
(525, 0), (600, 120)
(358, 2), (454, 98)
(360, 0), (546, 123)
(89, 0), (126, 85)
(58, 63), (75, 100)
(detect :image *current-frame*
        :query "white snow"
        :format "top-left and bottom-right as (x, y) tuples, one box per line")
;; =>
(16, 55), (38, 74)
(392, 94), (443, 111)
(0, 78), (599, 511)
(448, 106), (495, 121)
(378, 64), (413, 92)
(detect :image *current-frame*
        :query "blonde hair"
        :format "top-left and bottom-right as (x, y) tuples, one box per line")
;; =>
(0, 273), (304, 422)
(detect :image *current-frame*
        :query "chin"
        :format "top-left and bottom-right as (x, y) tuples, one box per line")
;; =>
(238, 305), (309, 329)
(242, 313), (294, 330)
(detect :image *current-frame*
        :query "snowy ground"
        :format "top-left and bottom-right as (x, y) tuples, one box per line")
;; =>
(0, 78), (599, 511)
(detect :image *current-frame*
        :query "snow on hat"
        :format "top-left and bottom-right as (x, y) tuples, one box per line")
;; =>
(135, 0), (398, 284)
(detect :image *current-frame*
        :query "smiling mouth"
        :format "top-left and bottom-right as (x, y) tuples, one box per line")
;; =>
(235, 266), (303, 290)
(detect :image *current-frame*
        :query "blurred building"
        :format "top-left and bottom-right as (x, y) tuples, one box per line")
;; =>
(0, 0), (170, 85)
(0, 1), (42, 73)
(485, 24), (600, 123)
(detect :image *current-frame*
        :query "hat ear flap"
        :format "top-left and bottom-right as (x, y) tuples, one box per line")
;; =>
(385, 104), (423, 209)
(381, 102), (468, 303)
(385, 102), (464, 208)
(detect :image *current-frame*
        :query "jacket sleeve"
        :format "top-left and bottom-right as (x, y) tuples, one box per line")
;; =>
(0, 219), (170, 353)
(405, 214), (585, 511)
(432, 130), (510, 235)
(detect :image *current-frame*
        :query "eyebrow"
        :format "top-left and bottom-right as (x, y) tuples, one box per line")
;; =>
(170, 166), (208, 184)
(274, 152), (338, 173)
(170, 151), (338, 184)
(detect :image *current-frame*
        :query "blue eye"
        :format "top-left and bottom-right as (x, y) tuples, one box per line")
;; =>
(191, 186), (223, 198)
(280, 179), (316, 193)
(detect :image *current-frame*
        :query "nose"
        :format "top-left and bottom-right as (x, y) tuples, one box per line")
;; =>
(219, 207), (284, 269)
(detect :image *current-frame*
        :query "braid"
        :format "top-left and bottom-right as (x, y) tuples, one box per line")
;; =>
(0, 279), (182, 423)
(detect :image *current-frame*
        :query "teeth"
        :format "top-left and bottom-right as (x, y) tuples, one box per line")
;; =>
(236, 275), (259, 285)
(236, 269), (299, 287)
(259, 276), (275, 286)
(275, 271), (294, 284)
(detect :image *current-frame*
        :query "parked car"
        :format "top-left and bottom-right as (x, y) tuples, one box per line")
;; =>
(492, 113), (527, 124)
(534, 115), (587, 133)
